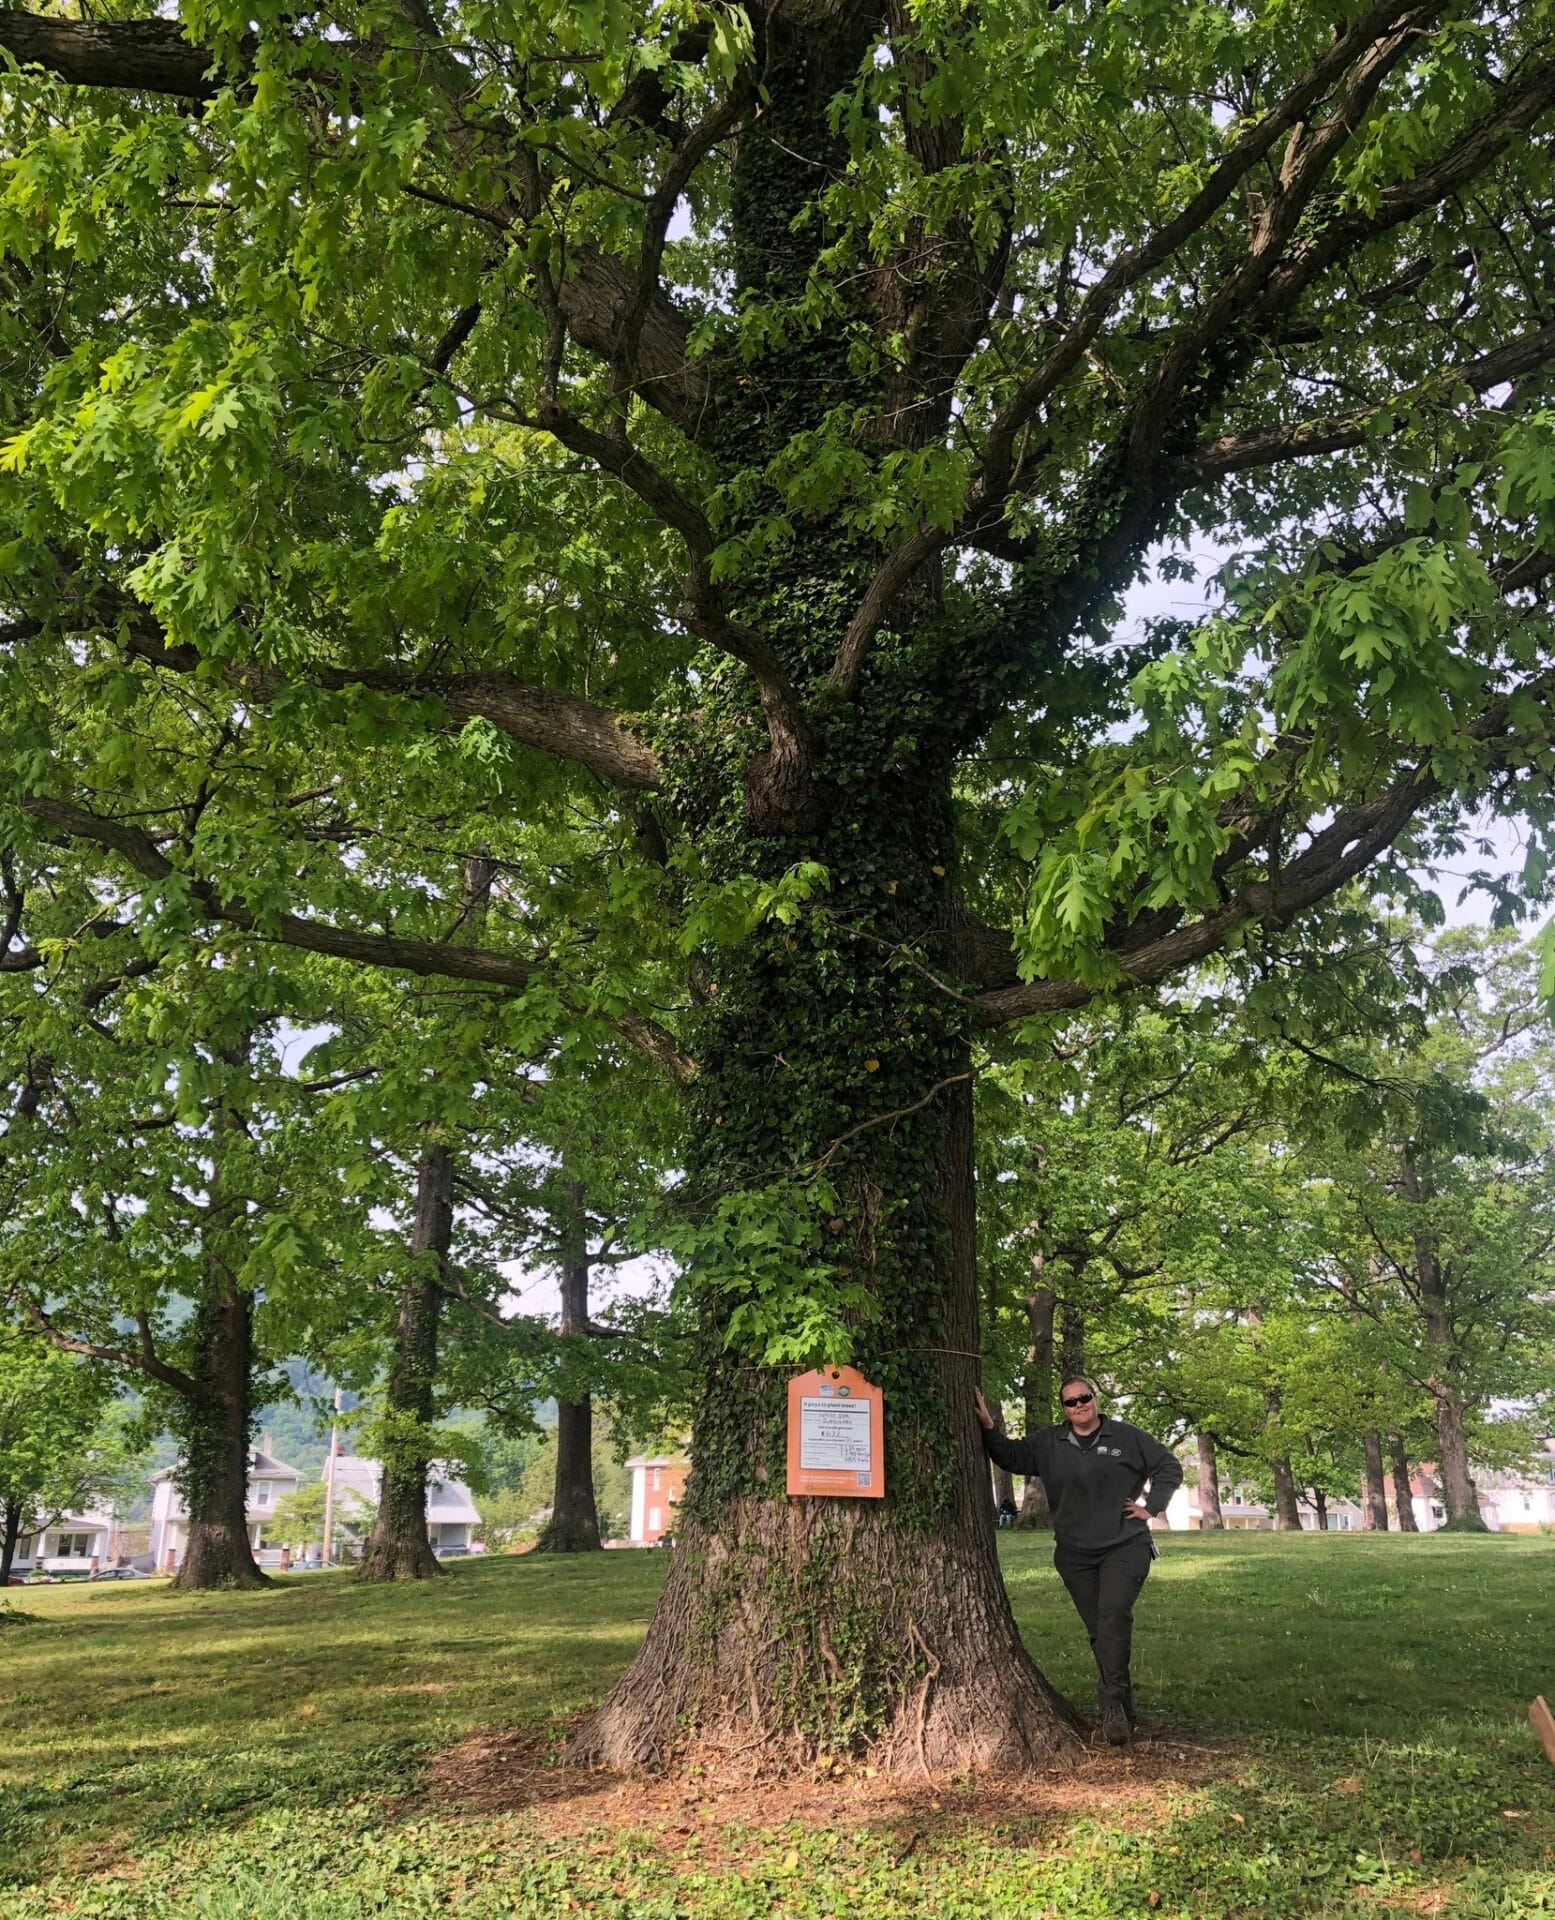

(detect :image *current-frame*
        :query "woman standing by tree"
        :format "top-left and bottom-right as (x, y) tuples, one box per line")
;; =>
(974, 1379), (1181, 1745)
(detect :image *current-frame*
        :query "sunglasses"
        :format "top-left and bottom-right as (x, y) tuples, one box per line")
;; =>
(1061, 1391), (1095, 1409)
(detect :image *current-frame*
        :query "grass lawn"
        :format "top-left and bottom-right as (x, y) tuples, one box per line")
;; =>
(1, 1533), (1551, 1917)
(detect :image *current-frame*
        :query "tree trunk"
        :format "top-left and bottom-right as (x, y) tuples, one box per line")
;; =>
(1057, 1298), (1086, 1389)
(359, 853), (492, 1581)
(1269, 1456), (1303, 1530)
(169, 1279), (268, 1590)
(1400, 1152), (1486, 1530)
(1360, 1430), (1389, 1531)
(570, 1064), (1080, 1772)
(1016, 1275), (1054, 1528)
(540, 1393), (603, 1552)
(0, 1498), (20, 1584)
(1388, 1432), (1419, 1531)
(1196, 1432), (1223, 1530)
(1311, 1487), (1329, 1530)
(537, 1180), (604, 1553)
(1431, 1387), (1485, 1530)
(357, 1142), (455, 1581)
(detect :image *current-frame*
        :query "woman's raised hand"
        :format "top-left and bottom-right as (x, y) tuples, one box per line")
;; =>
(972, 1387), (995, 1431)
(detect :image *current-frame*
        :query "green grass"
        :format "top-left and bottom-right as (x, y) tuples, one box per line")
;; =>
(2, 1535), (1552, 1918)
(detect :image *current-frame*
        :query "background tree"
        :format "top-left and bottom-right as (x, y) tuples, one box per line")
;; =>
(1302, 932), (1555, 1527)
(0, 1329), (134, 1582)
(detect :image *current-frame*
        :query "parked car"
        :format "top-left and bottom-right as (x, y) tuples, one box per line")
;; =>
(90, 1566), (149, 1580)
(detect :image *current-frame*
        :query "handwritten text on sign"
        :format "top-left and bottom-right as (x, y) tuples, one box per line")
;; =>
(785, 1367), (885, 1499)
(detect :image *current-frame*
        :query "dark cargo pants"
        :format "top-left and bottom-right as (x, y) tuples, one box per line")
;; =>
(1053, 1531), (1153, 1712)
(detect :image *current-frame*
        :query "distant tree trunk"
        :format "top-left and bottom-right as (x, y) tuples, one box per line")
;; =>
(1401, 1151), (1486, 1530)
(1269, 1456), (1303, 1530)
(1057, 1297), (1085, 1389)
(170, 1278), (268, 1590)
(1311, 1487), (1329, 1530)
(0, 1498), (20, 1584)
(1431, 1387), (1484, 1530)
(359, 853), (492, 1582)
(1261, 1382), (1303, 1530)
(538, 1183), (602, 1553)
(1016, 1271), (1054, 1529)
(1196, 1432), (1223, 1529)
(1389, 1432), (1419, 1531)
(357, 1141), (454, 1582)
(1361, 1431), (1389, 1531)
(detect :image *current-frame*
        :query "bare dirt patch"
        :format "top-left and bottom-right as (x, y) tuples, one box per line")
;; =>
(426, 1716), (1236, 1863)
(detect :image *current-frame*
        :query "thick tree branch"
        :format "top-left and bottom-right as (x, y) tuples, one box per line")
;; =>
(91, 620), (666, 791)
(0, 10), (222, 94)
(22, 795), (695, 1081)
(1197, 319), (1555, 478)
(8, 1285), (200, 1399)
(977, 661), (1551, 1025)
(826, 5), (1450, 697)
(0, 10), (715, 435)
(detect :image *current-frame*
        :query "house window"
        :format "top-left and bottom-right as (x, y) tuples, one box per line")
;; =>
(648, 1507), (662, 1533)
(54, 1533), (92, 1558)
(651, 1469), (661, 1492)
(255, 1482), (272, 1508)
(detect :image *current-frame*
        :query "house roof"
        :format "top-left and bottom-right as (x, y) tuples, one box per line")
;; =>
(150, 1447), (303, 1485)
(625, 1455), (689, 1472)
(325, 1457), (481, 1525)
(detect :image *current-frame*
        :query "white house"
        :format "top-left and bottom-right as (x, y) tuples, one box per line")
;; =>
(626, 1455), (688, 1545)
(11, 1508), (117, 1575)
(324, 1455), (483, 1556)
(149, 1437), (303, 1571)
(1409, 1439), (1555, 1532)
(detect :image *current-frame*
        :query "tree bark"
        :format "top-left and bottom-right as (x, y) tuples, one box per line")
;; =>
(1057, 1298), (1086, 1390)
(1389, 1432), (1419, 1531)
(357, 1142), (454, 1581)
(0, 1497), (20, 1584)
(1399, 1151), (1487, 1530)
(1196, 1432), (1223, 1530)
(358, 853), (493, 1581)
(570, 1064), (1080, 1772)
(169, 1279), (268, 1590)
(1311, 1487), (1329, 1530)
(1361, 1430), (1389, 1531)
(1269, 1456), (1303, 1530)
(1016, 1276), (1054, 1528)
(1431, 1387), (1485, 1530)
(538, 1193), (603, 1553)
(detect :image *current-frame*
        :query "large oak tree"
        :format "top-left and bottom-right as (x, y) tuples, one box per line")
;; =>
(3, 0), (1554, 1766)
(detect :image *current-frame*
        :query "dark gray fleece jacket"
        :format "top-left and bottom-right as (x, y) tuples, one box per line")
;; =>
(982, 1415), (1183, 1554)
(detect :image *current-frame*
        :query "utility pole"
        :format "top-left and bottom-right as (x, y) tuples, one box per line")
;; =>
(321, 1386), (343, 1566)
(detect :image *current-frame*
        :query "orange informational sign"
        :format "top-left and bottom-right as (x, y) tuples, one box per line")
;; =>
(786, 1366), (885, 1499)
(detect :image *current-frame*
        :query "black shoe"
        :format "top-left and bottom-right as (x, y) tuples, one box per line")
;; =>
(1101, 1700), (1131, 1747)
